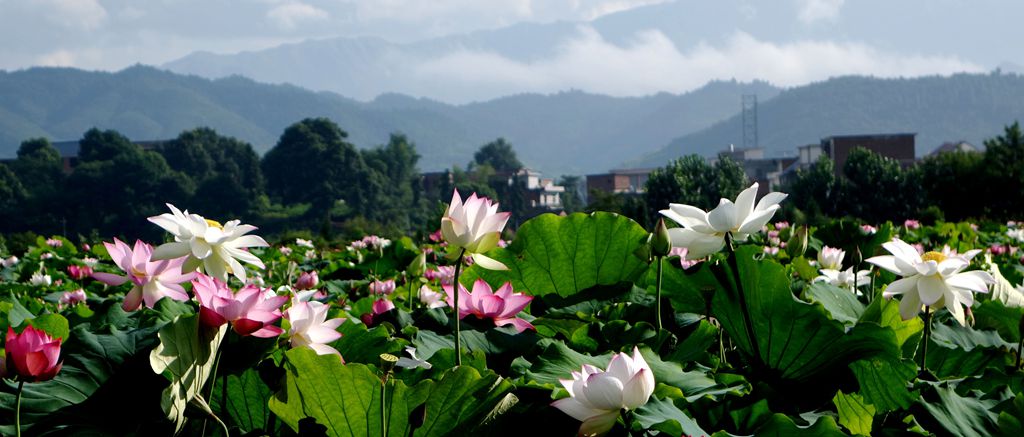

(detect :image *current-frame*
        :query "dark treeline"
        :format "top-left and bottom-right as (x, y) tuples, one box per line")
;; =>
(593, 122), (1024, 228)
(0, 117), (582, 246)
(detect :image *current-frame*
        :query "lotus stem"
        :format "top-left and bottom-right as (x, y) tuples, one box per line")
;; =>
(15, 380), (24, 437)
(201, 333), (227, 437)
(453, 248), (466, 367)
(1017, 314), (1024, 369)
(381, 379), (388, 437)
(655, 255), (664, 331)
(920, 306), (932, 375)
(725, 233), (762, 365)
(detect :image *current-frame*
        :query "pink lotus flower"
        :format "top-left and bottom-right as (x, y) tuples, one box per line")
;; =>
(5, 325), (62, 382)
(92, 239), (196, 311)
(441, 189), (511, 270)
(284, 297), (344, 357)
(46, 238), (63, 247)
(425, 266), (456, 285)
(428, 230), (443, 242)
(904, 219), (921, 230)
(67, 265), (93, 280)
(361, 298), (396, 326)
(295, 271), (319, 291)
(192, 274), (287, 337)
(444, 279), (534, 333)
(990, 244), (1007, 256)
(419, 285), (447, 309)
(861, 224), (877, 235)
(279, 246), (293, 256)
(368, 279), (396, 295)
(59, 289), (87, 307)
(774, 221), (790, 230)
(668, 247), (701, 269)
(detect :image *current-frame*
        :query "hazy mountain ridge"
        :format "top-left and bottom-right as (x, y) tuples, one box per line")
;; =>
(160, 0), (1023, 104)
(632, 72), (1024, 167)
(0, 66), (777, 175)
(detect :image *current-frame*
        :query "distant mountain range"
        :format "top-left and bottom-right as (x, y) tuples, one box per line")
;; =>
(160, 0), (1024, 103)
(0, 66), (777, 175)
(2, 66), (1022, 177)
(632, 72), (1024, 167)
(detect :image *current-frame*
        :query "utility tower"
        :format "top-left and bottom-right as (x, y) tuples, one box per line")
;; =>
(741, 94), (758, 150)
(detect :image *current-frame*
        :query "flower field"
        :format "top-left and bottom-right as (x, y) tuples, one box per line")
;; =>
(2, 186), (1024, 436)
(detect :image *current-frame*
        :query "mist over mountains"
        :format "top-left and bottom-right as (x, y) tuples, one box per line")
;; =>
(0, 66), (777, 175)
(3, 66), (1023, 177)
(159, 0), (1019, 103)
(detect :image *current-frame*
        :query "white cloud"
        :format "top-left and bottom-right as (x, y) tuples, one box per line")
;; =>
(797, 0), (844, 24)
(39, 0), (108, 30)
(35, 49), (76, 67)
(414, 27), (985, 101)
(267, 2), (329, 30)
(582, 0), (671, 20)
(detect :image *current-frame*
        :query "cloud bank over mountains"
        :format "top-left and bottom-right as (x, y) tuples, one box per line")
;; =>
(0, 0), (1018, 102)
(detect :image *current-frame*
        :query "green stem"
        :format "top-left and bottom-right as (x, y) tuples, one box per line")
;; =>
(381, 377), (389, 436)
(406, 273), (414, 311)
(1017, 315), (1024, 369)
(209, 410), (230, 437)
(453, 249), (466, 367)
(920, 307), (932, 375)
(202, 332), (227, 437)
(655, 255), (664, 331)
(15, 380), (24, 437)
(725, 233), (762, 365)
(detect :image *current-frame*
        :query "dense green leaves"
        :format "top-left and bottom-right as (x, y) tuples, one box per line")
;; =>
(833, 391), (876, 435)
(708, 246), (899, 382)
(462, 212), (649, 299)
(269, 348), (515, 436)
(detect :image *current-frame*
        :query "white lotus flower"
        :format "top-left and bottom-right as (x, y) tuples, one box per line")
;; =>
(2, 256), (18, 268)
(441, 189), (511, 270)
(867, 239), (993, 326)
(148, 204), (268, 283)
(552, 346), (655, 436)
(817, 246), (846, 270)
(815, 267), (871, 290)
(295, 238), (314, 248)
(30, 271), (52, 286)
(659, 182), (787, 260)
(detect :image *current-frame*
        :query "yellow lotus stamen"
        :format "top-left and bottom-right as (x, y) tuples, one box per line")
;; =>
(921, 251), (946, 263)
(205, 219), (223, 229)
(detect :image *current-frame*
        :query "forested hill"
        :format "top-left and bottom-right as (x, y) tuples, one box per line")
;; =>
(631, 72), (1024, 167)
(0, 66), (777, 175)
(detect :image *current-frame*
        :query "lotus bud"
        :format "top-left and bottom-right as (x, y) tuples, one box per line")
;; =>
(651, 218), (672, 258)
(407, 252), (427, 278)
(786, 225), (809, 258)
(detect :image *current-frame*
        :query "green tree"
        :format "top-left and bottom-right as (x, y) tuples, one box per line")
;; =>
(840, 147), (922, 223)
(785, 156), (838, 222)
(919, 150), (984, 221)
(362, 134), (423, 229)
(62, 129), (194, 237)
(12, 138), (64, 200)
(473, 138), (522, 173)
(981, 122), (1024, 219)
(262, 118), (374, 224)
(0, 163), (26, 228)
(644, 154), (748, 220)
(162, 127), (265, 218)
